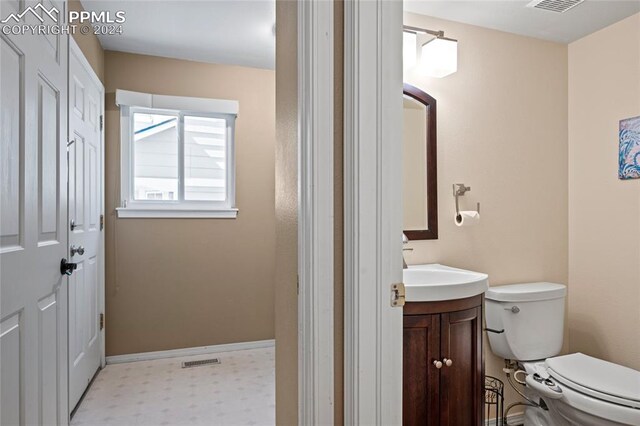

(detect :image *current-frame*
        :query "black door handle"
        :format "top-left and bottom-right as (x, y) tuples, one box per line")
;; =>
(60, 258), (78, 276)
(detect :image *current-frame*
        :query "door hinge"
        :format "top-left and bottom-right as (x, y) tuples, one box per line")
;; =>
(99, 115), (103, 131)
(100, 214), (104, 231)
(391, 283), (406, 307)
(99, 313), (104, 330)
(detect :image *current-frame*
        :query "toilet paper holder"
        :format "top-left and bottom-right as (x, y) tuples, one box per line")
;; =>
(453, 183), (480, 218)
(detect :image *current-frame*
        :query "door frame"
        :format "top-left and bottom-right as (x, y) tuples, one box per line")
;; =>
(68, 37), (106, 369)
(344, 0), (404, 424)
(296, 0), (403, 422)
(297, 0), (335, 423)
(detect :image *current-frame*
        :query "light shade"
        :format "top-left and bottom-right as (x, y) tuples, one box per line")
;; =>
(403, 32), (417, 70)
(421, 37), (457, 78)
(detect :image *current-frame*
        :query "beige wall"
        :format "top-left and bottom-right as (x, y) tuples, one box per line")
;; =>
(568, 13), (640, 370)
(274, 0), (298, 423)
(403, 12), (569, 409)
(103, 51), (276, 355)
(68, 0), (104, 82)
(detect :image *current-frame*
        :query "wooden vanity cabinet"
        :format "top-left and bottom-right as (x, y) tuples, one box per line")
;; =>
(403, 294), (484, 426)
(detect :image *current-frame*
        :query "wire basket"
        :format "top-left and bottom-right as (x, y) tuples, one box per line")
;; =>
(485, 375), (505, 426)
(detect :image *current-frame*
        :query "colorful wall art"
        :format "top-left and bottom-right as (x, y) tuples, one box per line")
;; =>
(619, 116), (640, 179)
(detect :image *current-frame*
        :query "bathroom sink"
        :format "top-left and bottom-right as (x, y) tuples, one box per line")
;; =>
(403, 264), (489, 302)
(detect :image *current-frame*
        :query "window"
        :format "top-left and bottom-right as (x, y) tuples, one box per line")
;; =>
(116, 90), (238, 218)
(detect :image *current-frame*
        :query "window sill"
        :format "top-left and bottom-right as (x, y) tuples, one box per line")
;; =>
(116, 207), (238, 219)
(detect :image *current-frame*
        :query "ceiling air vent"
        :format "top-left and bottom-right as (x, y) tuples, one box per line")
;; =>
(527, 0), (585, 13)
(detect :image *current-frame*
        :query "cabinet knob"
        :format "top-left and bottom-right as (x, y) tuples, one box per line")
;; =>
(433, 360), (443, 369)
(443, 358), (453, 367)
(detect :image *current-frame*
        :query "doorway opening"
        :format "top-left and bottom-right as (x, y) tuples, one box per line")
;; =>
(66, 1), (278, 424)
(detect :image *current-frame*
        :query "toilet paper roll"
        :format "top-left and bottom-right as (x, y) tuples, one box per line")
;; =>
(455, 211), (480, 227)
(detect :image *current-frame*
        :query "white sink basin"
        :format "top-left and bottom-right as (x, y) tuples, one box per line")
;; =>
(403, 264), (489, 302)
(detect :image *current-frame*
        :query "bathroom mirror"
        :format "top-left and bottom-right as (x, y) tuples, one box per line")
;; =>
(403, 83), (438, 240)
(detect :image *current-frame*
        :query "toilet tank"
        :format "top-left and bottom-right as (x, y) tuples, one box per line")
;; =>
(485, 282), (566, 361)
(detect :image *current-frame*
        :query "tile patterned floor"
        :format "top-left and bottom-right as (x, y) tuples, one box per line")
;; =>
(71, 346), (275, 426)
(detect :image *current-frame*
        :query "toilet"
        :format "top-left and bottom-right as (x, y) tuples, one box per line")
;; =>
(485, 282), (640, 426)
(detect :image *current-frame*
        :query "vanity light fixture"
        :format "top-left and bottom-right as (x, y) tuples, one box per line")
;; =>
(403, 32), (418, 69)
(403, 25), (458, 78)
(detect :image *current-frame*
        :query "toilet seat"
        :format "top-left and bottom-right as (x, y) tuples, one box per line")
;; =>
(550, 382), (640, 426)
(545, 353), (640, 409)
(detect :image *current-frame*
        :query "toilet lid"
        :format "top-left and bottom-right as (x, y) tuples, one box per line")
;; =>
(546, 353), (640, 409)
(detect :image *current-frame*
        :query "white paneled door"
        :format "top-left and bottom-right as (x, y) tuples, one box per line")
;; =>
(0, 0), (69, 425)
(68, 39), (104, 412)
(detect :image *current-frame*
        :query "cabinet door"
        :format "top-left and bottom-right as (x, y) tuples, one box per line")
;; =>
(403, 314), (440, 426)
(439, 307), (483, 426)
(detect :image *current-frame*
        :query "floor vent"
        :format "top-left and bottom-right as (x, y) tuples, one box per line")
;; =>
(181, 358), (221, 368)
(526, 0), (584, 13)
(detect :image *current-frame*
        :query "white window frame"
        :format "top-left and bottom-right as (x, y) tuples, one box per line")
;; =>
(115, 90), (239, 218)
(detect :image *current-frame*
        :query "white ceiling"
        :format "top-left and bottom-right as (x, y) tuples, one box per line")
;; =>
(404, 0), (640, 43)
(81, 0), (639, 69)
(81, 0), (275, 69)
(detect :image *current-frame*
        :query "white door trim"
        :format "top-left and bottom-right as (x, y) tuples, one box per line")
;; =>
(68, 37), (106, 368)
(297, 0), (334, 424)
(344, 0), (404, 424)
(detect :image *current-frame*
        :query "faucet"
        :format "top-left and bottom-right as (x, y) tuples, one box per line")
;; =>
(402, 233), (413, 269)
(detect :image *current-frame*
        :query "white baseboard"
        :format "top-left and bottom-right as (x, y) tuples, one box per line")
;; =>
(105, 339), (275, 365)
(485, 412), (525, 426)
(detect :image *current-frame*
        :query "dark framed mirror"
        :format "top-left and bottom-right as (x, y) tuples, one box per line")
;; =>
(402, 83), (438, 240)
